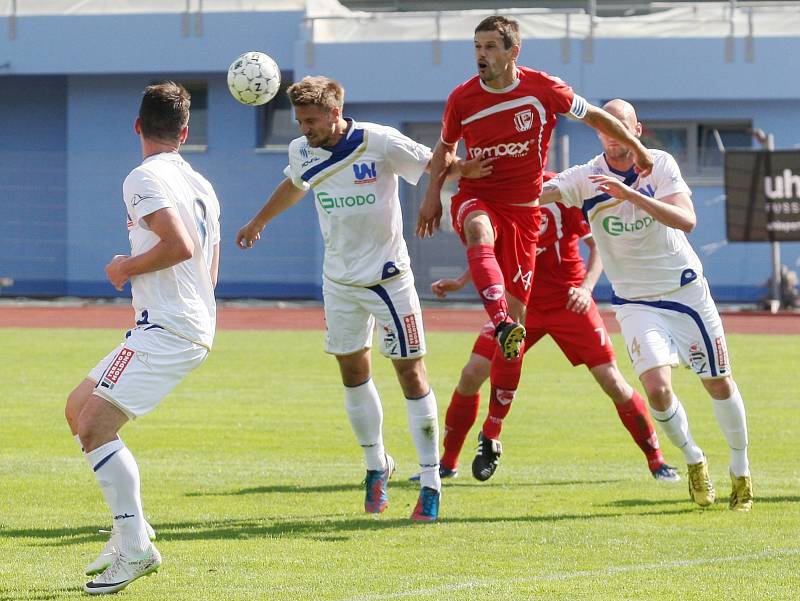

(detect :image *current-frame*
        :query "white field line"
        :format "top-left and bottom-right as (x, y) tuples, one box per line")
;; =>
(336, 547), (800, 601)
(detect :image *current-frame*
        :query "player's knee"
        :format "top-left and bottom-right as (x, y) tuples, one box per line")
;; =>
(463, 220), (494, 245)
(704, 376), (733, 400)
(65, 387), (84, 430)
(396, 359), (428, 398)
(642, 381), (673, 407)
(459, 362), (489, 394)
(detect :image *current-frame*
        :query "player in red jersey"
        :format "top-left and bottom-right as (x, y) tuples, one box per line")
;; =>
(418, 202), (680, 483)
(416, 16), (652, 476)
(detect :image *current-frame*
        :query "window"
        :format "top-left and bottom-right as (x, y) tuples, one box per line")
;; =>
(258, 72), (295, 148)
(184, 82), (208, 148)
(640, 120), (752, 179)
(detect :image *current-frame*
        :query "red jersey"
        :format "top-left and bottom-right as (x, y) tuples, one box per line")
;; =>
(529, 203), (591, 309)
(441, 66), (583, 204)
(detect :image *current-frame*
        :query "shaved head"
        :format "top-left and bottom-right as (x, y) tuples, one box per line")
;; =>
(598, 99), (642, 163)
(603, 99), (638, 131)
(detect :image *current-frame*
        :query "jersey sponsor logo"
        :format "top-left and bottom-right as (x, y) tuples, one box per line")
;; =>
(132, 194), (155, 206)
(100, 348), (135, 390)
(688, 342), (708, 374)
(403, 314), (420, 348)
(468, 140), (531, 159)
(353, 162), (377, 184)
(602, 214), (655, 236)
(382, 324), (399, 356)
(481, 284), (504, 301)
(316, 191), (377, 214)
(513, 109), (533, 132)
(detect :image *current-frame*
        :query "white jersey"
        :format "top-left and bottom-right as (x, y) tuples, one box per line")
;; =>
(123, 152), (221, 348)
(552, 149), (702, 299)
(284, 119), (431, 287)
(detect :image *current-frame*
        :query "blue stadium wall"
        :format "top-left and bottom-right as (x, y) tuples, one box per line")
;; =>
(0, 9), (798, 302)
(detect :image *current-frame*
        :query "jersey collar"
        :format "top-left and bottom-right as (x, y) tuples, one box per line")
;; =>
(323, 118), (356, 151)
(143, 151), (183, 165)
(479, 75), (521, 94)
(602, 154), (638, 179)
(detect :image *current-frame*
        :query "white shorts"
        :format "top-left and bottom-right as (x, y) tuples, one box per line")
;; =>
(88, 326), (208, 419)
(322, 271), (427, 359)
(612, 278), (731, 380)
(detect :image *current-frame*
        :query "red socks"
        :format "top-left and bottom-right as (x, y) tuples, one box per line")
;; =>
(481, 342), (525, 440)
(467, 244), (509, 327)
(615, 390), (664, 472)
(441, 391), (481, 470)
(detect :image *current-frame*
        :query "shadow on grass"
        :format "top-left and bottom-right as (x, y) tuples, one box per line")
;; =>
(0, 511), (627, 546)
(0, 588), (82, 600)
(606, 494), (800, 509)
(187, 477), (627, 497)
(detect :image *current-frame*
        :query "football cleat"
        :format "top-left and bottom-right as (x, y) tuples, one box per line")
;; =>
(85, 521), (157, 576)
(687, 456), (716, 507)
(472, 432), (502, 482)
(364, 454), (395, 513)
(84, 543), (161, 595)
(408, 465), (458, 482)
(411, 486), (440, 522)
(495, 320), (526, 360)
(728, 471), (753, 512)
(651, 464), (681, 483)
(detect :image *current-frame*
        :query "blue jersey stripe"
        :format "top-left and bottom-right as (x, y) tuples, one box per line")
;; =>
(367, 283), (408, 358)
(581, 167), (639, 221)
(93, 449), (119, 472)
(301, 127), (365, 183)
(611, 294), (718, 377)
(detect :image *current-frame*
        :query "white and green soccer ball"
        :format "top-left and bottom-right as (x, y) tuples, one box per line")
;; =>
(227, 51), (281, 106)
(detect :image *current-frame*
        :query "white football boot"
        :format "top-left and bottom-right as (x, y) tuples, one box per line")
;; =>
(83, 542), (162, 595)
(84, 521), (156, 576)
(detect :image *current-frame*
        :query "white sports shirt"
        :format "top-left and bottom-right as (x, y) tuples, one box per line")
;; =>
(284, 119), (431, 287)
(552, 149), (703, 299)
(123, 152), (221, 348)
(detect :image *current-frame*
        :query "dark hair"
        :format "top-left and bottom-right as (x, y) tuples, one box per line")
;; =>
(138, 81), (190, 143)
(475, 16), (521, 49)
(287, 76), (344, 112)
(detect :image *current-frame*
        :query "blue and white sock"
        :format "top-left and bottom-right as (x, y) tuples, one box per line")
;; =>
(406, 389), (441, 492)
(650, 396), (704, 464)
(344, 378), (387, 472)
(85, 439), (150, 556)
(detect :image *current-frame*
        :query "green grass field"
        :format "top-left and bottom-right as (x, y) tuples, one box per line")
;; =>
(1, 328), (798, 600)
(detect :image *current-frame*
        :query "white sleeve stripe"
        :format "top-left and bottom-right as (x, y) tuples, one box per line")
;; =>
(568, 94), (588, 119)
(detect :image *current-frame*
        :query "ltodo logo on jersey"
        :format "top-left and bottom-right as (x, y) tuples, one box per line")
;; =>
(353, 162), (377, 184)
(513, 109), (533, 132)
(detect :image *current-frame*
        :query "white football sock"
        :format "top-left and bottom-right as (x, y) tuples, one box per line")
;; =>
(650, 396), (704, 464)
(712, 381), (750, 477)
(344, 378), (386, 471)
(406, 389), (441, 492)
(85, 439), (150, 556)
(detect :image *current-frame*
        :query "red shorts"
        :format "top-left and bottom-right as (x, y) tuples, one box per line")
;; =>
(471, 300), (615, 368)
(450, 192), (540, 304)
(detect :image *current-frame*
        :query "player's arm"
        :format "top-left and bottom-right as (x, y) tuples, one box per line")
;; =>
(431, 269), (471, 298)
(210, 242), (220, 289)
(105, 207), (194, 291)
(589, 175), (696, 232)
(539, 180), (564, 205)
(581, 105), (653, 177)
(446, 155), (494, 181)
(236, 178), (308, 249)
(566, 236), (601, 315)
(416, 139), (457, 238)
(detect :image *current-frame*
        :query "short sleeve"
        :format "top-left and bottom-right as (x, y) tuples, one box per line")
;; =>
(384, 127), (432, 185)
(563, 205), (591, 238)
(538, 73), (575, 115)
(441, 88), (463, 145)
(284, 142), (312, 191)
(550, 164), (592, 209)
(652, 152), (692, 199)
(123, 169), (173, 226)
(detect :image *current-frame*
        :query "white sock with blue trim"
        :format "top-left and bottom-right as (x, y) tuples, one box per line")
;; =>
(344, 378), (387, 472)
(650, 396), (704, 464)
(712, 381), (750, 477)
(406, 389), (441, 492)
(85, 439), (150, 555)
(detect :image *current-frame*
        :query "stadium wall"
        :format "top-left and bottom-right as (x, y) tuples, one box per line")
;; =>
(0, 9), (798, 302)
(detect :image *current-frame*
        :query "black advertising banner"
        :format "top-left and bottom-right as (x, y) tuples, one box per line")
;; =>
(725, 150), (800, 242)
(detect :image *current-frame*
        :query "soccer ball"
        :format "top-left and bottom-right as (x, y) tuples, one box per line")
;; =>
(227, 51), (281, 106)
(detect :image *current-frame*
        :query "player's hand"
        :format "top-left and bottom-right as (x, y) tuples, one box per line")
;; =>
(236, 220), (264, 249)
(105, 255), (130, 292)
(633, 147), (654, 177)
(589, 174), (634, 201)
(416, 194), (443, 239)
(459, 155), (495, 180)
(431, 277), (465, 298)
(566, 285), (592, 314)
